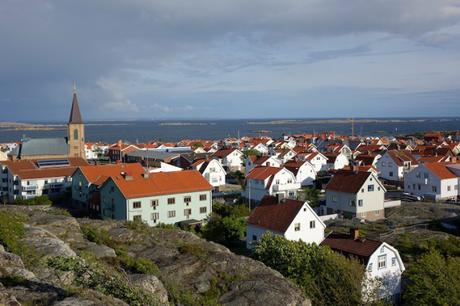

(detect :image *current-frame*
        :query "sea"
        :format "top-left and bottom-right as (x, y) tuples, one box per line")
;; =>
(1, 118), (460, 143)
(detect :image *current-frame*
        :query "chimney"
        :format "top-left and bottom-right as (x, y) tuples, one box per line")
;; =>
(350, 228), (360, 240)
(118, 140), (122, 147)
(142, 172), (149, 179)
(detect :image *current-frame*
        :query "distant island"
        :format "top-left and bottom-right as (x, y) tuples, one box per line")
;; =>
(247, 118), (434, 125)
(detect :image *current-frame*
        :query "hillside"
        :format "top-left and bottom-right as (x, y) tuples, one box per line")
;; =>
(0, 206), (310, 306)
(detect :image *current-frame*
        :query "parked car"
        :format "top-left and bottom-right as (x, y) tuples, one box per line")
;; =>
(401, 193), (423, 202)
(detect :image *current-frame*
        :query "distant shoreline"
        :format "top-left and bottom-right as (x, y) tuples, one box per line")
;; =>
(246, 118), (440, 125)
(0, 122), (130, 131)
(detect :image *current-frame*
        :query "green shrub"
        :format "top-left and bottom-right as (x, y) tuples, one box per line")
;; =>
(0, 211), (26, 253)
(115, 248), (160, 275)
(81, 226), (111, 246)
(178, 243), (208, 260)
(125, 219), (150, 234)
(156, 223), (177, 230)
(14, 195), (52, 206)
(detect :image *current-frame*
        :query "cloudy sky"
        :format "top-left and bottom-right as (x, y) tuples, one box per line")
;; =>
(1, 0), (460, 121)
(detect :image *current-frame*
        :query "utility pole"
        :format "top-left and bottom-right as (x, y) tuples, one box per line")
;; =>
(248, 179), (251, 211)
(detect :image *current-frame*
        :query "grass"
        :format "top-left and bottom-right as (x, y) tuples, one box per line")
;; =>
(178, 243), (209, 261)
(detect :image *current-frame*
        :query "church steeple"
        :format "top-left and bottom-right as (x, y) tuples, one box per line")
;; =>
(68, 81), (85, 159)
(69, 81), (83, 124)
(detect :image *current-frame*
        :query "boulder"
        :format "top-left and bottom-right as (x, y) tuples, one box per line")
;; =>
(21, 226), (76, 258)
(128, 274), (169, 305)
(0, 250), (36, 280)
(83, 242), (116, 258)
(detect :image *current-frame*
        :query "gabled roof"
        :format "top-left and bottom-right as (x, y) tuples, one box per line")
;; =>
(247, 196), (304, 233)
(424, 163), (457, 180)
(247, 166), (282, 180)
(9, 138), (69, 158)
(213, 148), (238, 158)
(107, 170), (212, 199)
(326, 170), (373, 194)
(321, 232), (382, 263)
(77, 163), (145, 186)
(386, 150), (418, 166)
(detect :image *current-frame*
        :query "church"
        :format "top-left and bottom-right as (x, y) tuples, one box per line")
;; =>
(8, 84), (86, 160)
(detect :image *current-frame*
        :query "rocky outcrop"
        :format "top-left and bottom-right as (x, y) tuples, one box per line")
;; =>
(0, 206), (310, 306)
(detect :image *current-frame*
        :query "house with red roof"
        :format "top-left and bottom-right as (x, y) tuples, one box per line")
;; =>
(246, 196), (325, 248)
(284, 160), (316, 186)
(244, 166), (300, 202)
(325, 170), (386, 221)
(98, 170), (213, 226)
(324, 152), (350, 170)
(375, 150), (418, 184)
(303, 152), (328, 172)
(245, 155), (282, 175)
(404, 162), (460, 201)
(212, 148), (244, 172)
(192, 159), (226, 188)
(321, 229), (405, 302)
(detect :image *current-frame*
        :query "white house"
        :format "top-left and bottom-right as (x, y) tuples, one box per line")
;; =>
(244, 166), (300, 202)
(192, 159), (226, 188)
(274, 149), (297, 163)
(245, 155), (282, 175)
(404, 162), (459, 201)
(304, 152), (328, 172)
(251, 143), (270, 155)
(212, 148), (244, 172)
(284, 160), (316, 186)
(322, 229), (405, 302)
(325, 170), (386, 221)
(149, 162), (183, 173)
(376, 150), (418, 184)
(324, 152), (350, 170)
(246, 196), (325, 249)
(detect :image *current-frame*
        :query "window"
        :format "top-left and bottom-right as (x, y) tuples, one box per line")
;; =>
(200, 207), (207, 214)
(448, 186), (451, 192)
(184, 196), (192, 203)
(168, 197), (175, 205)
(368, 263), (373, 272)
(368, 185), (374, 192)
(110, 186), (115, 192)
(294, 223), (300, 231)
(168, 210), (176, 218)
(455, 185), (458, 190)
(432, 186), (437, 193)
(275, 179), (280, 184)
(361, 188), (364, 193)
(350, 200), (356, 207)
(252, 235), (257, 241)
(389, 171), (393, 177)
(151, 212), (159, 222)
(287, 179), (292, 184)
(392, 257), (396, 266)
(199, 194), (207, 201)
(151, 200), (158, 209)
(358, 200), (363, 207)
(424, 172), (429, 179)
(133, 201), (141, 209)
(378, 255), (387, 269)
(133, 215), (142, 222)
(184, 208), (192, 216)
(310, 221), (315, 228)
(332, 195), (337, 202)
(73, 129), (78, 140)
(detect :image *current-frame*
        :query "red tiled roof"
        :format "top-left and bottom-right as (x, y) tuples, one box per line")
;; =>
(78, 163), (145, 187)
(247, 196), (304, 233)
(326, 170), (372, 193)
(247, 166), (282, 180)
(321, 232), (382, 263)
(387, 150), (418, 166)
(1, 158), (88, 180)
(213, 148), (237, 158)
(424, 163), (457, 180)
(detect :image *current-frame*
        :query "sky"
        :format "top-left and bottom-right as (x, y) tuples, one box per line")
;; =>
(1, 0), (460, 121)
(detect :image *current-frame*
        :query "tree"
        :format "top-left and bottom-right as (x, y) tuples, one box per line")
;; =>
(403, 250), (460, 305)
(253, 235), (364, 306)
(300, 187), (320, 207)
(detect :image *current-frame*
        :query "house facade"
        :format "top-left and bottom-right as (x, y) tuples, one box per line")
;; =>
(213, 148), (244, 172)
(325, 171), (386, 221)
(284, 160), (316, 186)
(404, 163), (459, 201)
(193, 159), (226, 188)
(376, 150), (418, 184)
(246, 196), (325, 249)
(244, 166), (300, 202)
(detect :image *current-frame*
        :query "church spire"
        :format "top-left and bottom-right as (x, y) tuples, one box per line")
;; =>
(69, 81), (83, 124)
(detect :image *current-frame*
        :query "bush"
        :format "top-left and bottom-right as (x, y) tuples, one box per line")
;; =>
(201, 215), (246, 245)
(0, 211), (26, 253)
(81, 226), (111, 246)
(254, 234), (364, 306)
(115, 248), (160, 275)
(14, 195), (52, 206)
(300, 187), (320, 207)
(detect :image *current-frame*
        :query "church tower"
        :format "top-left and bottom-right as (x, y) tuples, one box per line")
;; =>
(68, 82), (85, 159)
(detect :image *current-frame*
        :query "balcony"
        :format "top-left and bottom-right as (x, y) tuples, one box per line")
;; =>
(23, 185), (38, 191)
(272, 182), (301, 192)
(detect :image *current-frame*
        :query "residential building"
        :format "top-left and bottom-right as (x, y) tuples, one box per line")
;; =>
(192, 159), (226, 188)
(212, 148), (244, 172)
(321, 229), (405, 302)
(376, 150), (418, 184)
(244, 166), (300, 202)
(404, 162), (459, 201)
(99, 170), (213, 226)
(284, 160), (316, 186)
(325, 171), (386, 221)
(1, 158), (87, 202)
(303, 152), (328, 172)
(107, 141), (140, 162)
(245, 155), (282, 175)
(246, 196), (325, 249)
(324, 152), (350, 170)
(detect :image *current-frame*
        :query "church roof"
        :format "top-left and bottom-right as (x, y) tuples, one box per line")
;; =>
(69, 88), (83, 124)
(9, 138), (69, 159)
